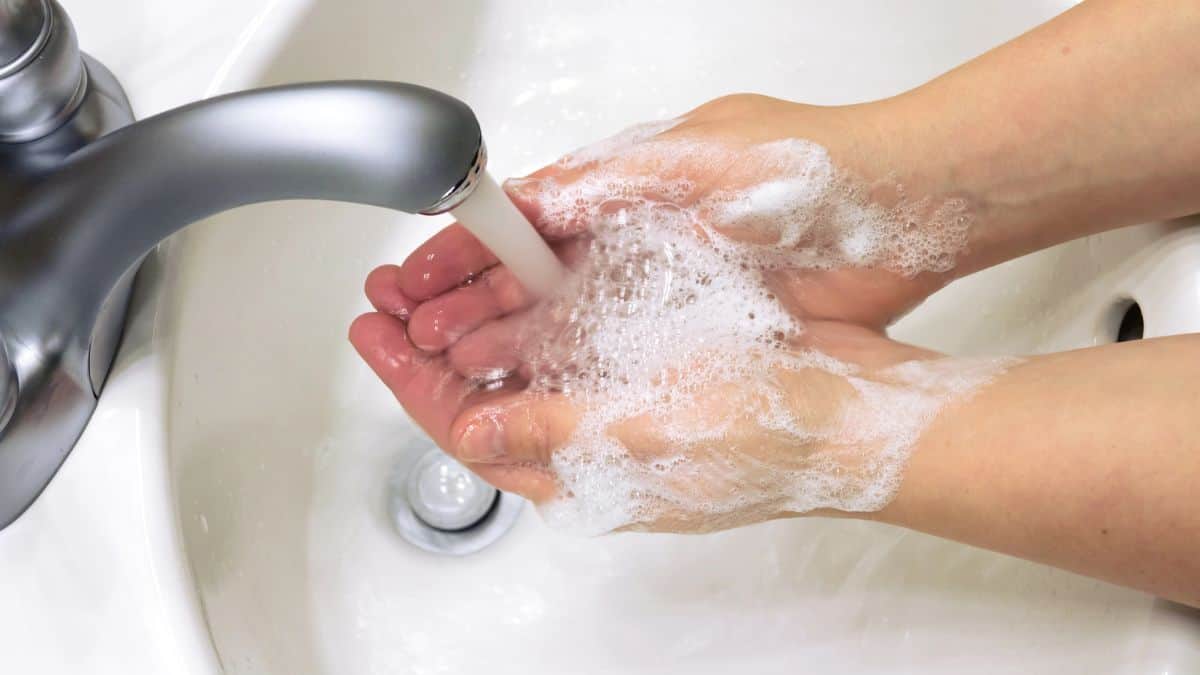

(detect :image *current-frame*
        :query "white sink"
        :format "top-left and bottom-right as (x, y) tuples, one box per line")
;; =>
(3, 1), (1199, 673)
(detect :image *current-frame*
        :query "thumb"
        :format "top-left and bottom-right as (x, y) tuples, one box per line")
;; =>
(451, 391), (579, 467)
(502, 167), (598, 240)
(501, 175), (547, 232)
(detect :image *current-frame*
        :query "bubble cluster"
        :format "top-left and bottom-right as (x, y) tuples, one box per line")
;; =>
(507, 122), (1008, 535)
(553, 118), (683, 170)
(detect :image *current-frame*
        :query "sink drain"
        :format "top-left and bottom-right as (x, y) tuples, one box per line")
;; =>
(388, 441), (525, 556)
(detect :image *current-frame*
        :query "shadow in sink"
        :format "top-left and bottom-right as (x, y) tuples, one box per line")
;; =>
(168, 2), (484, 673)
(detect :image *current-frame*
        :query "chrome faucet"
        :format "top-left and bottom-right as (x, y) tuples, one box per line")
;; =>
(0, 0), (486, 529)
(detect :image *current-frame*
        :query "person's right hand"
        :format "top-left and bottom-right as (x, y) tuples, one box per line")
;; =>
(395, 94), (961, 342)
(506, 94), (966, 330)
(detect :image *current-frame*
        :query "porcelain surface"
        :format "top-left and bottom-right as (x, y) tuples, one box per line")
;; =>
(2, 2), (1198, 673)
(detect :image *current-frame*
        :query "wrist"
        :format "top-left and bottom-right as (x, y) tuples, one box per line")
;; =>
(819, 92), (1055, 284)
(779, 99), (975, 301)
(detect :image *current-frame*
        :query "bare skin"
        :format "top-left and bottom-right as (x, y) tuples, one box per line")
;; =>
(351, 0), (1200, 607)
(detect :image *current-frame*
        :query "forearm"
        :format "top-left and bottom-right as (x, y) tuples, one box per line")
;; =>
(874, 335), (1200, 607)
(866, 0), (1200, 277)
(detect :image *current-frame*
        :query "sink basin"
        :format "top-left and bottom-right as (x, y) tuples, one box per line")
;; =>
(3, 1), (1199, 673)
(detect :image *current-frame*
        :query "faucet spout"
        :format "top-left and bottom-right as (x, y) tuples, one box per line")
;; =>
(0, 79), (483, 529)
(6, 80), (481, 384)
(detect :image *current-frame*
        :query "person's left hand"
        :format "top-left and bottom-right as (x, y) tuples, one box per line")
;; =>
(350, 254), (942, 532)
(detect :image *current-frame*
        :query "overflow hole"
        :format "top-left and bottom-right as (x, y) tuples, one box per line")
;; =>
(1116, 302), (1143, 342)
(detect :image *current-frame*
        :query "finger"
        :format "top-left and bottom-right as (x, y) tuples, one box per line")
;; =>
(505, 164), (614, 241)
(406, 264), (531, 353)
(364, 265), (418, 319)
(468, 462), (558, 503)
(449, 391), (579, 467)
(398, 223), (498, 301)
(406, 237), (588, 354)
(502, 172), (556, 234)
(348, 312), (469, 448)
(504, 157), (712, 238)
(796, 320), (936, 367)
(446, 312), (527, 379)
(765, 267), (941, 329)
(503, 174), (594, 239)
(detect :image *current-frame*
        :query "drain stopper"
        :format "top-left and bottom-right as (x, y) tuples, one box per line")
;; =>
(407, 449), (497, 531)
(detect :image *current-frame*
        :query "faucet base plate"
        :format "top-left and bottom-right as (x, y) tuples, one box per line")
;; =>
(0, 54), (135, 530)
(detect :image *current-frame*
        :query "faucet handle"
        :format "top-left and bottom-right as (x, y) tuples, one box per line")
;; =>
(0, 0), (86, 142)
(0, 0), (49, 73)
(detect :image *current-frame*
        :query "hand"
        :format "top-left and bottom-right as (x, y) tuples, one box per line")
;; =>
(351, 302), (967, 535)
(504, 94), (962, 329)
(350, 95), (991, 534)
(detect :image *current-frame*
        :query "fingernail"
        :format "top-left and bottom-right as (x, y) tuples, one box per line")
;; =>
(502, 176), (540, 199)
(456, 416), (506, 463)
(502, 176), (529, 190)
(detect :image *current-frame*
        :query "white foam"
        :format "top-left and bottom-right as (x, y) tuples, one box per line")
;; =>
(500, 124), (1007, 535)
(554, 118), (683, 170)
